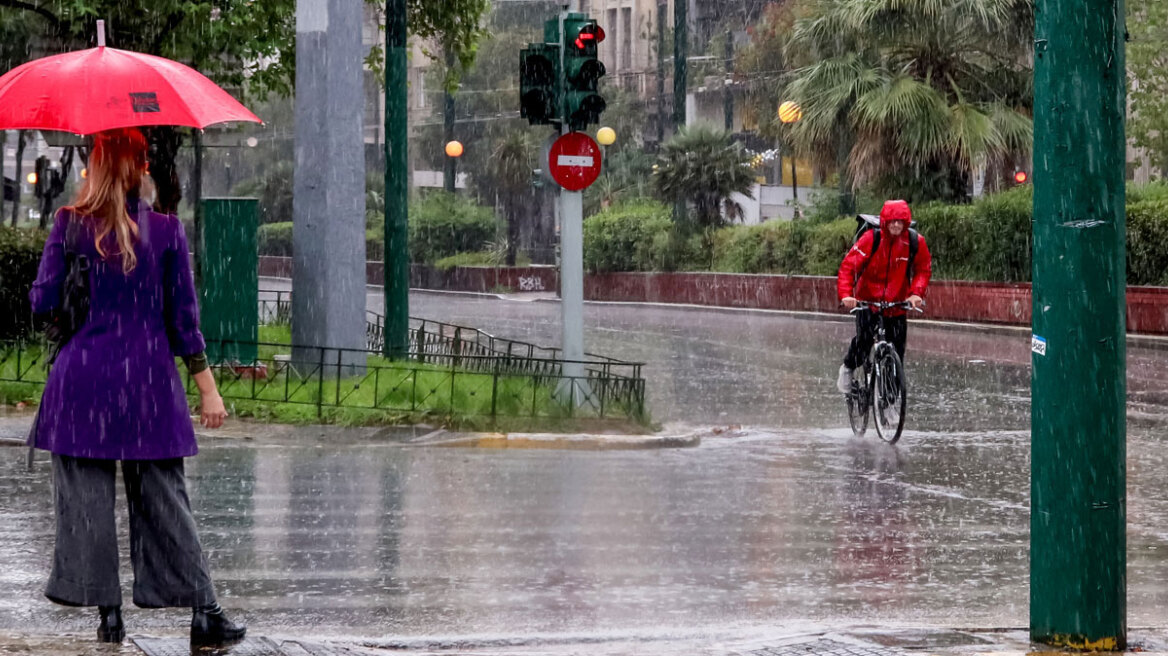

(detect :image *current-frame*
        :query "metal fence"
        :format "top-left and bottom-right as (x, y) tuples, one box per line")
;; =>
(1, 295), (647, 423)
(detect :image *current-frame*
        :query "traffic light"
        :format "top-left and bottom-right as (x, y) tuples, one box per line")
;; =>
(520, 44), (559, 126)
(33, 156), (49, 199)
(562, 17), (606, 131)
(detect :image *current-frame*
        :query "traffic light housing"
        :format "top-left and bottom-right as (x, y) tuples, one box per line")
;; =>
(520, 44), (559, 126)
(562, 17), (606, 131)
(33, 156), (48, 199)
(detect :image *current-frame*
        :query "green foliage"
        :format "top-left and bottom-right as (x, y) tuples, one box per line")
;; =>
(257, 222), (294, 257)
(0, 226), (46, 340)
(781, 0), (1034, 202)
(15, 1), (296, 99)
(711, 221), (807, 273)
(409, 192), (499, 264)
(366, 0), (493, 91)
(231, 162), (293, 225)
(583, 201), (677, 272)
(433, 251), (532, 270)
(1127, 200), (1168, 286)
(1127, 0), (1168, 178)
(911, 203), (979, 280)
(804, 218), (859, 276)
(967, 186), (1033, 282)
(653, 125), (756, 229)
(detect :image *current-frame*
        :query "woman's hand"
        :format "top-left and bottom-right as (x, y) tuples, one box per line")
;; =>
(200, 392), (228, 429)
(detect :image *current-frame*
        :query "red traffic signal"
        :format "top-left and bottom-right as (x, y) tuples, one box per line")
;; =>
(1014, 170), (1029, 184)
(573, 24), (605, 50)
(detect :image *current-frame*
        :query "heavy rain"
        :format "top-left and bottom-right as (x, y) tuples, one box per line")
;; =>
(0, 0), (1165, 655)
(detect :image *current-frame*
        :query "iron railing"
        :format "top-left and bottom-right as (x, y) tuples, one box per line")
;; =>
(1, 294), (648, 422)
(258, 290), (643, 381)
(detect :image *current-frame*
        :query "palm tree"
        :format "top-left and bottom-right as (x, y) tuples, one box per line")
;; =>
(653, 125), (756, 230)
(487, 131), (535, 266)
(782, 0), (1034, 202)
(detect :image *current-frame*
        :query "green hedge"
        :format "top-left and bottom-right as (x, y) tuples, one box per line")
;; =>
(0, 226), (46, 340)
(583, 200), (683, 272)
(1128, 199), (1168, 286)
(408, 192), (499, 264)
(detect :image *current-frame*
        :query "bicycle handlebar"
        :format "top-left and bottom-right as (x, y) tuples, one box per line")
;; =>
(849, 300), (924, 314)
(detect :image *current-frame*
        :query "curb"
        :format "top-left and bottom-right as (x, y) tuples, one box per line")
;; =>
(421, 429), (701, 450)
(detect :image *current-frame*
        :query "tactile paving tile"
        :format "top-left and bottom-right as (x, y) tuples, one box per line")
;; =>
(748, 638), (906, 656)
(134, 635), (284, 656)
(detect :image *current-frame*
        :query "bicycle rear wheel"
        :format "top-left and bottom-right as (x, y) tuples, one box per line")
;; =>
(872, 345), (907, 444)
(846, 372), (868, 437)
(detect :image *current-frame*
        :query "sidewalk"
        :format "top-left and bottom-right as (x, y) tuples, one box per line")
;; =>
(1, 626), (1166, 656)
(0, 410), (702, 451)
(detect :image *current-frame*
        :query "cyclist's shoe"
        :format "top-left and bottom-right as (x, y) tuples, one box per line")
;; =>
(837, 364), (853, 394)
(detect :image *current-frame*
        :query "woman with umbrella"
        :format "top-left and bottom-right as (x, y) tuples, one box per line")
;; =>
(27, 127), (247, 646)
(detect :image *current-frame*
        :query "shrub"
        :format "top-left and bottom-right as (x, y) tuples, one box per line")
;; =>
(1127, 200), (1168, 285)
(257, 222), (293, 257)
(433, 251), (532, 270)
(0, 226), (47, 340)
(711, 221), (806, 273)
(912, 202), (979, 280)
(583, 200), (675, 272)
(804, 218), (858, 275)
(409, 192), (499, 264)
(969, 186), (1033, 281)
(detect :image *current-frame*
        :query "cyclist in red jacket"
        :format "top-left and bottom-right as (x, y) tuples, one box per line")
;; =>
(836, 199), (933, 394)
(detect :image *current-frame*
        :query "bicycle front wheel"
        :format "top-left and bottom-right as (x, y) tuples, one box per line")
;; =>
(872, 345), (907, 444)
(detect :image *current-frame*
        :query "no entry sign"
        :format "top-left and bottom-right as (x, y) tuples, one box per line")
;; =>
(548, 132), (602, 191)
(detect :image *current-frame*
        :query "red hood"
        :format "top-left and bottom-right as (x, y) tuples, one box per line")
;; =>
(879, 199), (912, 225)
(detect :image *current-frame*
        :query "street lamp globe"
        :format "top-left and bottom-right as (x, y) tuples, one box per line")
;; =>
(778, 101), (803, 124)
(445, 140), (464, 158)
(596, 127), (616, 146)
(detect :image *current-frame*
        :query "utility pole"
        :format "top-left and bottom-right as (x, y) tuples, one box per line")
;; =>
(656, 2), (666, 146)
(672, 0), (687, 130)
(1030, 0), (1126, 650)
(559, 1), (584, 385)
(443, 47), (457, 194)
(723, 28), (733, 132)
(384, 0), (410, 358)
(672, 0), (688, 225)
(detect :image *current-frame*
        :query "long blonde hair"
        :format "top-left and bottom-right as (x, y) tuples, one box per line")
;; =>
(70, 128), (149, 273)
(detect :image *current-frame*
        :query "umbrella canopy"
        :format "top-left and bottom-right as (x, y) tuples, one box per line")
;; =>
(0, 42), (261, 135)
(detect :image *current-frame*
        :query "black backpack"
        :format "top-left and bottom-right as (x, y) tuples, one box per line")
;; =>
(853, 213), (919, 280)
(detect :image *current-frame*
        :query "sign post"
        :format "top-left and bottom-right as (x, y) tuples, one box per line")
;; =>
(549, 131), (601, 395)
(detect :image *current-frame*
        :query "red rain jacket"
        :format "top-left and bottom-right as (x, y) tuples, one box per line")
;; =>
(837, 221), (933, 317)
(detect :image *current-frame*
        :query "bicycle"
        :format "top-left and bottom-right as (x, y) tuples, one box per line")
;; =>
(844, 300), (923, 444)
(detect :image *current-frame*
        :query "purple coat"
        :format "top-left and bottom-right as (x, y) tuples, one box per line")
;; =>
(29, 200), (205, 460)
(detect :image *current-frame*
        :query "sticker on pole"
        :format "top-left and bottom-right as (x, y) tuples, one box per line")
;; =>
(1031, 335), (1047, 356)
(548, 132), (602, 191)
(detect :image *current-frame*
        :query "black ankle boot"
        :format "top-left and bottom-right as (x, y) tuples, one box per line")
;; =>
(190, 605), (246, 646)
(97, 605), (124, 643)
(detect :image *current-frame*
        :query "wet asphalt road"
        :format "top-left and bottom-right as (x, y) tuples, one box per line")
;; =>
(1, 288), (1166, 642)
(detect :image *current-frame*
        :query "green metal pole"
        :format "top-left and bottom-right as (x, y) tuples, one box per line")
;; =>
(443, 47), (456, 194)
(1031, 0), (1126, 649)
(672, 0), (687, 130)
(384, 0), (410, 359)
(672, 0), (688, 226)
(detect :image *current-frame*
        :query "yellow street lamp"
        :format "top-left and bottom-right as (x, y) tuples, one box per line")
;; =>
(596, 127), (616, 146)
(26, 172), (37, 185)
(778, 101), (803, 207)
(445, 140), (464, 158)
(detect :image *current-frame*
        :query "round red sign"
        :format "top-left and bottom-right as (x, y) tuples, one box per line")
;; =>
(548, 132), (602, 191)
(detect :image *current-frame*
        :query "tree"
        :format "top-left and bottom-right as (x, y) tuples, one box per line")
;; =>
(3, 1), (495, 211)
(487, 132), (536, 265)
(653, 125), (755, 229)
(781, 0), (1034, 202)
(1128, 0), (1168, 178)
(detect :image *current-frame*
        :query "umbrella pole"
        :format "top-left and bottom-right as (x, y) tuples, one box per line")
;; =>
(97, 20), (106, 47)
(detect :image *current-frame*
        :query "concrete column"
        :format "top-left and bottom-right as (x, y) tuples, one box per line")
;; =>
(293, 0), (367, 368)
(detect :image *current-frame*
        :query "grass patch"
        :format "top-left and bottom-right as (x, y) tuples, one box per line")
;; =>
(1, 330), (650, 433)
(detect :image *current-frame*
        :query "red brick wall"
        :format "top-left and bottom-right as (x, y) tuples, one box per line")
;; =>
(258, 259), (1168, 334)
(585, 272), (1168, 335)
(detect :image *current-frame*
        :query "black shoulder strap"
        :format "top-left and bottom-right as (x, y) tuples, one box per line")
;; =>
(908, 229), (919, 272)
(855, 229), (880, 282)
(62, 210), (81, 257)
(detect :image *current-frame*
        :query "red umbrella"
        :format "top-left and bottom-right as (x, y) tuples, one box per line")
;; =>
(0, 23), (260, 135)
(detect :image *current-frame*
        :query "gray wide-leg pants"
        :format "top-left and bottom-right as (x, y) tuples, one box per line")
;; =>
(46, 454), (217, 608)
